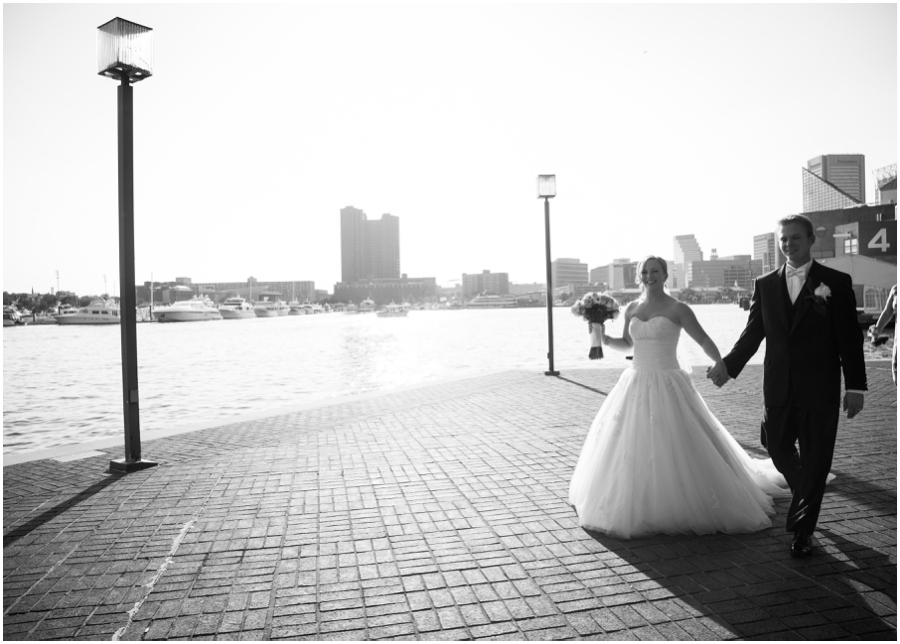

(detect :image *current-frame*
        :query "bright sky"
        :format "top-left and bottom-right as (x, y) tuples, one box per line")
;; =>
(4, 3), (897, 296)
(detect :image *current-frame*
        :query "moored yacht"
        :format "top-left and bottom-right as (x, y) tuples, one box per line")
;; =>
(56, 298), (121, 325)
(254, 297), (290, 317)
(3, 306), (25, 327)
(218, 296), (256, 320)
(376, 302), (410, 317)
(53, 304), (79, 322)
(359, 298), (376, 313)
(155, 296), (223, 323)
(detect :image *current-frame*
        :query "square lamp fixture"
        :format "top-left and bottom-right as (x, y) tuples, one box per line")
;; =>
(97, 17), (153, 83)
(537, 175), (556, 198)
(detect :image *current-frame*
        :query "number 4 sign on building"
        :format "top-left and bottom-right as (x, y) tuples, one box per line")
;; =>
(868, 228), (891, 252)
(859, 220), (897, 259)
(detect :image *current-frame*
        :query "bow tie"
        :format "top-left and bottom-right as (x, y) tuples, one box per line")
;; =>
(786, 265), (807, 281)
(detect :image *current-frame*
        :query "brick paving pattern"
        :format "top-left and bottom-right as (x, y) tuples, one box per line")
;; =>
(4, 363), (896, 640)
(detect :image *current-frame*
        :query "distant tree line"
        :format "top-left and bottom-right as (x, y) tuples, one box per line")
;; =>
(3, 291), (94, 314)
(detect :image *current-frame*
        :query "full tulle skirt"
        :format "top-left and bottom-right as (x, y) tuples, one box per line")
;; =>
(569, 366), (791, 539)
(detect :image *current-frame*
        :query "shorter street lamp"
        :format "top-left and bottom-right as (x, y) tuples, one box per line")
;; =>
(538, 175), (559, 376)
(98, 17), (157, 472)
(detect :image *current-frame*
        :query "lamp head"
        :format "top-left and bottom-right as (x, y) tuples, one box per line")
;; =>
(537, 175), (556, 199)
(97, 17), (154, 83)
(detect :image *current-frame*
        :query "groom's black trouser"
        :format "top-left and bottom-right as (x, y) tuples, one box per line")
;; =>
(760, 400), (839, 534)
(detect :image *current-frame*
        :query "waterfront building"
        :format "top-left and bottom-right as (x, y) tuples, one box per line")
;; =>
(673, 235), (703, 289)
(686, 255), (763, 291)
(590, 258), (637, 290)
(140, 276), (316, 304)
(753, 232), (782, 274)
(551, 258), (588, 289)
(802, 168), (862, 213)
(873, 163), (897, 205)
(462, 270), (509, 297)
(807, 154), (866, 204)
(334, 274), (437, 305)
(340, 206), (400, 283)
(509, 282), (544, 295)
(819, 254), (897, 312)
(798, 203), (896, 262)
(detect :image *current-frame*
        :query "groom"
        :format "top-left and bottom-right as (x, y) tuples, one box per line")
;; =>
(707, 214), (866, 558)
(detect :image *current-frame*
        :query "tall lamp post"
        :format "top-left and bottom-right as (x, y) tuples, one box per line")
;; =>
(98, 17), (157, 473)
(538, 175), (559, 376)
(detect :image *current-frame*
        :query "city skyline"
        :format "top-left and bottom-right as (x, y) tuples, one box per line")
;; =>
(4, 4), (897, 296)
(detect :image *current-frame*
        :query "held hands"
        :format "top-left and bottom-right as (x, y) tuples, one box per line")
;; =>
(843, 392), (864, 419)
(706, 361), (730, 388)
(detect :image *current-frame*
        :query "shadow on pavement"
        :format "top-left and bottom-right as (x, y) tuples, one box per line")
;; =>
(553, 374), (610, 396)
(3, 473), (124, 547)
(582, 525), (896, 640)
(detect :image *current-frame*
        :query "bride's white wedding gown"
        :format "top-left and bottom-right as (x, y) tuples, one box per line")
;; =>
(569, 315), (792, 539)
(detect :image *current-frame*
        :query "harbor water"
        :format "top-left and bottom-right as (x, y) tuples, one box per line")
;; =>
(3, 305), (761, 454)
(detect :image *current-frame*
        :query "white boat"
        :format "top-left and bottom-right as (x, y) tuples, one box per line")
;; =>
(290, 300), (324, 315)
(376, 302), (409, 318)
(53, 304), (79, 322)
(359, 298), (376, 313)
(254, 297), (290, 317)
(155, 296), (223, 323)
(3, 306), (25, 327)
(467, 294), (518, 309)
(56, 298), (121, 325)
(218, 296), (256, 320)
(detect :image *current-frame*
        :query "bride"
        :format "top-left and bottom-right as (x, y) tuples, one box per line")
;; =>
(569, 256), (790, 539)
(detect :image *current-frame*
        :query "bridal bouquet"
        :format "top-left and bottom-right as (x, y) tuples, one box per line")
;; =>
(571, 292), (620, 359)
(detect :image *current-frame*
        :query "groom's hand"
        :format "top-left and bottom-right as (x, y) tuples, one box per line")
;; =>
(706, 361), (730, 388)
(843, 392), (864, 419)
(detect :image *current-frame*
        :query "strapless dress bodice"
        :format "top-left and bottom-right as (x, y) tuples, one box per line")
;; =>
(630, 316), (681, 371)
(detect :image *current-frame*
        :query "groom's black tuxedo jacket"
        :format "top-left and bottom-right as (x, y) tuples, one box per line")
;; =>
(723, 261), (867, 410)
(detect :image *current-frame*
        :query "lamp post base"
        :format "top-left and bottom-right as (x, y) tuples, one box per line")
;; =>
(544, 370), (560, 376)
(108, 458), (158, 473)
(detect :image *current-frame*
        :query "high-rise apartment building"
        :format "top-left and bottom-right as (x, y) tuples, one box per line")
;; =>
(807, 154), (866, 203)
(753, 232), (782, 274)
(340, 206), (400, 282)
(551, 258), (588, 289)
(673, 235), (703, 289)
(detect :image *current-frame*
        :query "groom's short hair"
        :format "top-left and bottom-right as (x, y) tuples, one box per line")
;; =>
(777, 214), (815, 238)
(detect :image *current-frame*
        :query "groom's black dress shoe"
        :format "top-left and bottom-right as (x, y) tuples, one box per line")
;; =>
(790, 531), (813, 558)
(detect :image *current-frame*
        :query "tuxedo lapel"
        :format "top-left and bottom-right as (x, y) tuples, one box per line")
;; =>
(790, 261), (819, 335)
(775, 265), (792, 332)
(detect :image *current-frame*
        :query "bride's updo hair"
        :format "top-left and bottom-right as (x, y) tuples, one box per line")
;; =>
(635, 255), (668, 288)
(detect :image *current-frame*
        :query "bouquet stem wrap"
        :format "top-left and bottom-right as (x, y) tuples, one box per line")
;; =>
(571, 292), (620, 361)
(588, 322), (604, 360)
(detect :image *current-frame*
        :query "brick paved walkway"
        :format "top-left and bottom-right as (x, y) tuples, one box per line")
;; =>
(4, 363), (896, 641)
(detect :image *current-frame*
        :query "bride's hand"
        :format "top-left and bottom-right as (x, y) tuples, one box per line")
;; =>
(599, 324), (609, 345)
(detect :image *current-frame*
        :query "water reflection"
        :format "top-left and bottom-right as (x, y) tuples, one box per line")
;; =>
(4, 306), (758, 454)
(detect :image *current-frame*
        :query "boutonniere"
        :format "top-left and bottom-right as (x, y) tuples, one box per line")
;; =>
(805, 282), (831, 315)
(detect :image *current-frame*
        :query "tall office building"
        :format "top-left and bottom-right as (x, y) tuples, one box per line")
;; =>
(673, 235), (703, 289)
(803, 154), (866, 213)
(753, 232), (782, 274)
(340, 206), (400, 282)
(807, 155), (866, 203)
